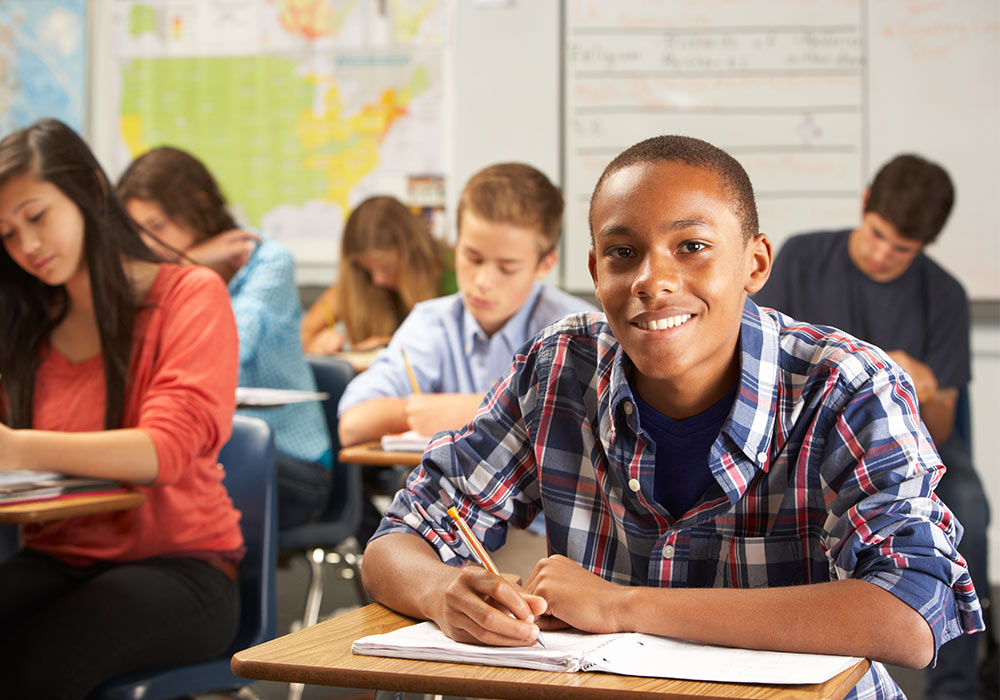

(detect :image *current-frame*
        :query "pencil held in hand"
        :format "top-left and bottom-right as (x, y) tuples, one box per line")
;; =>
(401, 349), (420, 394)
(447, 507), (499, 574)
(446, 506), (547, 647)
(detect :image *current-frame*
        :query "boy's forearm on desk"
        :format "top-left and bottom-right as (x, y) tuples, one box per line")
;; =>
(362, 532), (458, 620)
(363, 531), (547, 646)
(920, 387), (957, 446)
(619, 578), (933, 668)
(338, 398), (409, 446)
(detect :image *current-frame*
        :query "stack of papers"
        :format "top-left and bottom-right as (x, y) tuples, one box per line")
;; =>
(0, 470), (123, 505)
(235, 387), (328, 407)
(352, 621), (863, 685)
(380, 429), (431, 452)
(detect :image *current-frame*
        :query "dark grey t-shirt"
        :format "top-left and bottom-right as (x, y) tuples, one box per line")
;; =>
(754, 229), (970, 388)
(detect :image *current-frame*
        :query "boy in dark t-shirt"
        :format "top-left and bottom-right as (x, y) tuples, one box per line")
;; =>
(755, 154), (992, 700)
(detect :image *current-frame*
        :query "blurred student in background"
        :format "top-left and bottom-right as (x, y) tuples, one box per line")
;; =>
(300, 195), (456, 355)
(337, 162), (595, 447)
(0, 119), (242, 698)
(118, 146), (332, 530)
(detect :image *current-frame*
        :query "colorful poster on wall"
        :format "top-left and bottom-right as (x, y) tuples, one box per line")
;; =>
(112, 0), (449, 274)
(0, 0), (88, 135)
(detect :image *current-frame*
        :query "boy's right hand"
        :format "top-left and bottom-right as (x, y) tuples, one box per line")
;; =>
(404, 393), (485, 436)
(429, 565), (547, 646)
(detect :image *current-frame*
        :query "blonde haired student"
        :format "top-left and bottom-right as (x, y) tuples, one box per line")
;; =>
(117, 146), (332, 530)
(337, 162), (595, 447)
(0, 119), (242, 699)
(301, 195), (457, 355)
(361, 136), (983, 700)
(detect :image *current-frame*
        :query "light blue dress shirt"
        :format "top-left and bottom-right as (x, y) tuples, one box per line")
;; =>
(230, 234), (332, 466)
(338, 283), (596, 414)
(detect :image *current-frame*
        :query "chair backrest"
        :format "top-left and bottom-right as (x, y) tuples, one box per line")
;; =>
(307, 354), (356, 461)
(278, 356), (362, 549)
(219, 414), (278, 652)
(307, 355), (359, 522)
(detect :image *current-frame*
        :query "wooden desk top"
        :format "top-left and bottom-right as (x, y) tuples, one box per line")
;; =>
(332, 348), (382, 373)
(232, 604), (870, 700)
(338, 442), (423, 467)
(0, 490), (146, 524)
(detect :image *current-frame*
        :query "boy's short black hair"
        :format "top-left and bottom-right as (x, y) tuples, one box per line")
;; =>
(589, 135), (759, 242)
(865, 154), (954, 245)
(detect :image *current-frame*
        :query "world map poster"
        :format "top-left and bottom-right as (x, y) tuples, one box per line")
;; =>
(112, 0), (448, 272)
(0, 0), (87, 135)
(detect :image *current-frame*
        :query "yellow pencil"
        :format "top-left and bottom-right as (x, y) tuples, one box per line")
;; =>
(401, 349), (420, 393)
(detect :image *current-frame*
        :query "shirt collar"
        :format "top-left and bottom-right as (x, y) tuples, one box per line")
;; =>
(599, 299), (780, 480)
(461, 282), (544, 353)
(723, 297), (780, 473)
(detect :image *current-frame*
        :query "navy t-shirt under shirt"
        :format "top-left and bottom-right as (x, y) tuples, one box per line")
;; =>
(634, 384), (738, 520)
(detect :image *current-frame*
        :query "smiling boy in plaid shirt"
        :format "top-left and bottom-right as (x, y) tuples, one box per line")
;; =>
(361, 136), (984, 700)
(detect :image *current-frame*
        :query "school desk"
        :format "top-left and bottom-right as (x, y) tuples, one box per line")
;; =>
(231, 602), (871, 700)
(0, 490), (146, 524)
(332, 347), (382, 373)
(338, 442), (423, 468)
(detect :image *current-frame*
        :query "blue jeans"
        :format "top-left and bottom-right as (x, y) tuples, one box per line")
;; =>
(926, 433), (991, 700)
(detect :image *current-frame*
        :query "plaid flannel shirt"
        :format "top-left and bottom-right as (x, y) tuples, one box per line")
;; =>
(375, 299), (984, 700)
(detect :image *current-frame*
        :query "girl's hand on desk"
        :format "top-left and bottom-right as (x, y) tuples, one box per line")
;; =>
(432, 565), (547, 647)
(0, 423), (26, 471)
(306, 328), (347, 354)
(524, 554), (629, 634)
(353, 335), (391, 351)
(404, 393), (484, 436)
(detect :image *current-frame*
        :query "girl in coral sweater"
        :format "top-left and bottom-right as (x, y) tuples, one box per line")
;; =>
(0, 119), (244, 699)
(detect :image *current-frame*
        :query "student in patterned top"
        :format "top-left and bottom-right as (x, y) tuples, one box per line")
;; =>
(301, 195), (457, 355)
(360, 136), (984, 700)
(118, 147), (332, 530)
(0, 119), (243, 699)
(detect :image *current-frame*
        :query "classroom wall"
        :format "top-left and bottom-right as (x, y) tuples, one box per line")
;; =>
(90, 0), (999, 585)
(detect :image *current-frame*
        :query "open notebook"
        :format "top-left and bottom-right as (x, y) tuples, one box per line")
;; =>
(380, 429), (431, 452)
(352, 621), (863, 685)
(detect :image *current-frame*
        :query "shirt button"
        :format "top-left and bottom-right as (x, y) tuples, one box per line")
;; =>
(628, 478), (641, 492)
(623, 401), (633, 415)
(663, 544), (675, 559)
(757, 451), (768, 463)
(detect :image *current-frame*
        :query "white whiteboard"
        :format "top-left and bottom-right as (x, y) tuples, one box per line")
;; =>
(561, 0), (1000, 299)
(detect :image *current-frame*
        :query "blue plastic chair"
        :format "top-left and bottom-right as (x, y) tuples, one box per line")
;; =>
(94, 415), (278, 700)
(277, 356), (366, 700)
(279, 355), (367, 628)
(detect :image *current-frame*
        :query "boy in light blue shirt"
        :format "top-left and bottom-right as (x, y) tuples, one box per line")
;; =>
(338, 163), (595, 446)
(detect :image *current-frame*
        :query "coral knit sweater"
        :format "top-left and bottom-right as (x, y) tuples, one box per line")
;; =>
(21, 264), (244, 565)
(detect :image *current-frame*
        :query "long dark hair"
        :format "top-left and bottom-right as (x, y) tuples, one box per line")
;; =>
(0, 119), (160, 429)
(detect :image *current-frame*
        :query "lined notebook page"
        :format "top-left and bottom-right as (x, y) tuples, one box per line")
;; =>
(352, 620), (862, 685)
